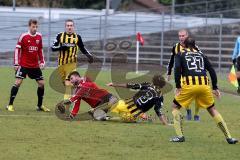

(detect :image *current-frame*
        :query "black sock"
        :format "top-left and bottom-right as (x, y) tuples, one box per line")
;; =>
(9, 85), (19, 105)
(37, 87), (44, 107)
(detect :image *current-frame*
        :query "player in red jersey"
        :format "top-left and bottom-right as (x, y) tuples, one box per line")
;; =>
(6, 19), (50, 112)
(60, 71), (117, 119)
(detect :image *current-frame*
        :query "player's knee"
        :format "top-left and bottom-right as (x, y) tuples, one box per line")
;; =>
(15, 79), (23, 87)
(37, 80), (45, 88)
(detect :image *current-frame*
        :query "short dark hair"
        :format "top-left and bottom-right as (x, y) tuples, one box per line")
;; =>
(28, 19), (38, 26)
(68, 71), (80, 79)
(65, 19), (74, 25)
(184, 37), (195, 49)
(152, 74), (166, 88)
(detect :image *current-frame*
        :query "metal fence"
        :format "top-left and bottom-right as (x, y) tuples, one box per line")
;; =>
(0, 6), (240, 72)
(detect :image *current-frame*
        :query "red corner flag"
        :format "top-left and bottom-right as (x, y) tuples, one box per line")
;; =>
(136, 32), (144, 46)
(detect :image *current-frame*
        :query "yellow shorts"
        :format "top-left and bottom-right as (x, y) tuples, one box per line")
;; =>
(57, 63), (77, 81)
(110, 100), (142, 122)
(174, 84), (214, 109)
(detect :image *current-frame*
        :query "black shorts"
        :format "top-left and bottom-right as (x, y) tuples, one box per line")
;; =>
(15, 66), (44, 81)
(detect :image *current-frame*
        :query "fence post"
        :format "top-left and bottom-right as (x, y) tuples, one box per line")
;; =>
(47, 1), (52, 66)
(103, 0), (110, 66)
(160, 12), (165, 66)
(99, 15), (102, 49)
(205, 1), (208, 25)
(134, 11), (137, 35)
(218, 14), (223, 73)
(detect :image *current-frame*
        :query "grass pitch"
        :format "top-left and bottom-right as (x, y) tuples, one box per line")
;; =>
(0, 67), (239, 160)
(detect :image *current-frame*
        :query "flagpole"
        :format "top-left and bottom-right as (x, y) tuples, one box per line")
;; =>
(136, 40), (139, 74)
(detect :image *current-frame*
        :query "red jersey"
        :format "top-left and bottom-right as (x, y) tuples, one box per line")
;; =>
(14, 32), (45, 68)
(69, 77), (110, 116)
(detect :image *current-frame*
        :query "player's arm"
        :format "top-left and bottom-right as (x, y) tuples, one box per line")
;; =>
(232, 37), (240, 64)
(14, 34), (23, 70)
(38, 36), (45, 69)
(51, 32), (62, 51)
(204, 55), (218, 90)
(154, 96), (167, 125)
(107, 82), (149, 90)
(77, 34), (93, 63)
(167, 45), (176, 76)
(68, 86), (89, 103)
(174, 53), (182, 89)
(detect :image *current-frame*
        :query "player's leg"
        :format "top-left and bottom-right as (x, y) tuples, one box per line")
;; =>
(7, 78), (23, 111)
(207, 106), (238, 144)
(194, 102), (200, 121)
(170, 85), (195, 142)
(236, 56), (240, 94)
(170, 103), (185, 142)
(6, 66), (26, 111)
(28, 68), (50, 112)
(186, 108), (192, 121)
(36, 79), (50, 112)
(63, 63), (76, 111)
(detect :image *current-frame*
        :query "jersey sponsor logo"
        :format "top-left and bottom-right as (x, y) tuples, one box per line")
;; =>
(62, 43), (76, 47)
(29, 46), (38, 52)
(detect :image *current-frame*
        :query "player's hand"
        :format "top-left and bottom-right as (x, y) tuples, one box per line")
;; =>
(39, 63), (45, 70)
(14, 65), (19, 71)
(175, 88), (182, 96)
(167, 75), (171, 81)
(213, 89), (221, 99)
(106, 82), (113, 87)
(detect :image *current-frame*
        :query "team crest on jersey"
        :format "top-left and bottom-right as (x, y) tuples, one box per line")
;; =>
(36, 40), (40, 44)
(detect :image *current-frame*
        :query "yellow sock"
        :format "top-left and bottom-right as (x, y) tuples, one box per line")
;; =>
(195, 105), (200, 116)
(172, 109), (183, 137)
(64, 85), (72, 100)
(213, 114), (232, 139)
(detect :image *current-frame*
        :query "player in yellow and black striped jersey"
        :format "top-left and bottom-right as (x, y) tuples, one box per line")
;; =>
(167, 29), (201, 121)
(51, 20), (93, 67)
(169, 37), (238, 144)
(51, 19), (94, 104)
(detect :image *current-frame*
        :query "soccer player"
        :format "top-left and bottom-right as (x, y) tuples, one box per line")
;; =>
(107, 75), (168, 124)
(6, 19), (50, 112)
(60, 71), (117, 119)
(232, 36), (240, 93)
(167, 29), (200, 121)
(51, 19), (93, 108)
(169, 37), (238, 144)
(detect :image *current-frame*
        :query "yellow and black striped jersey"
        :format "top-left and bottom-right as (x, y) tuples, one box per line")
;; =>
(174, 49), (218, 90)
(167, 42), (200, 75)
(51, 32), (92, 65)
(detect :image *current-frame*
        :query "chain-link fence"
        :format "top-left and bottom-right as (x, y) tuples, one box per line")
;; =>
(0, 6), (240, 73)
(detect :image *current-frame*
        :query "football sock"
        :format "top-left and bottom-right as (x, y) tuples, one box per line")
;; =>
(172, 109), (183, 137)
(195, 105), (200, 116)
(37, 87), (44, 107)
(9, 85), (19, 105)
(213, 113), (232, 139)
(64, 85), (72, 100)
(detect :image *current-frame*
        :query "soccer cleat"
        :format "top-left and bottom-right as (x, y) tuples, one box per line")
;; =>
(6, 105), (15, 112)
(226, 138), (238, 144)
(186, 109), (192, 120)
(194, 115), (200, 121)
(170, 136), (185, 142)
(37, 106), (50, 112)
